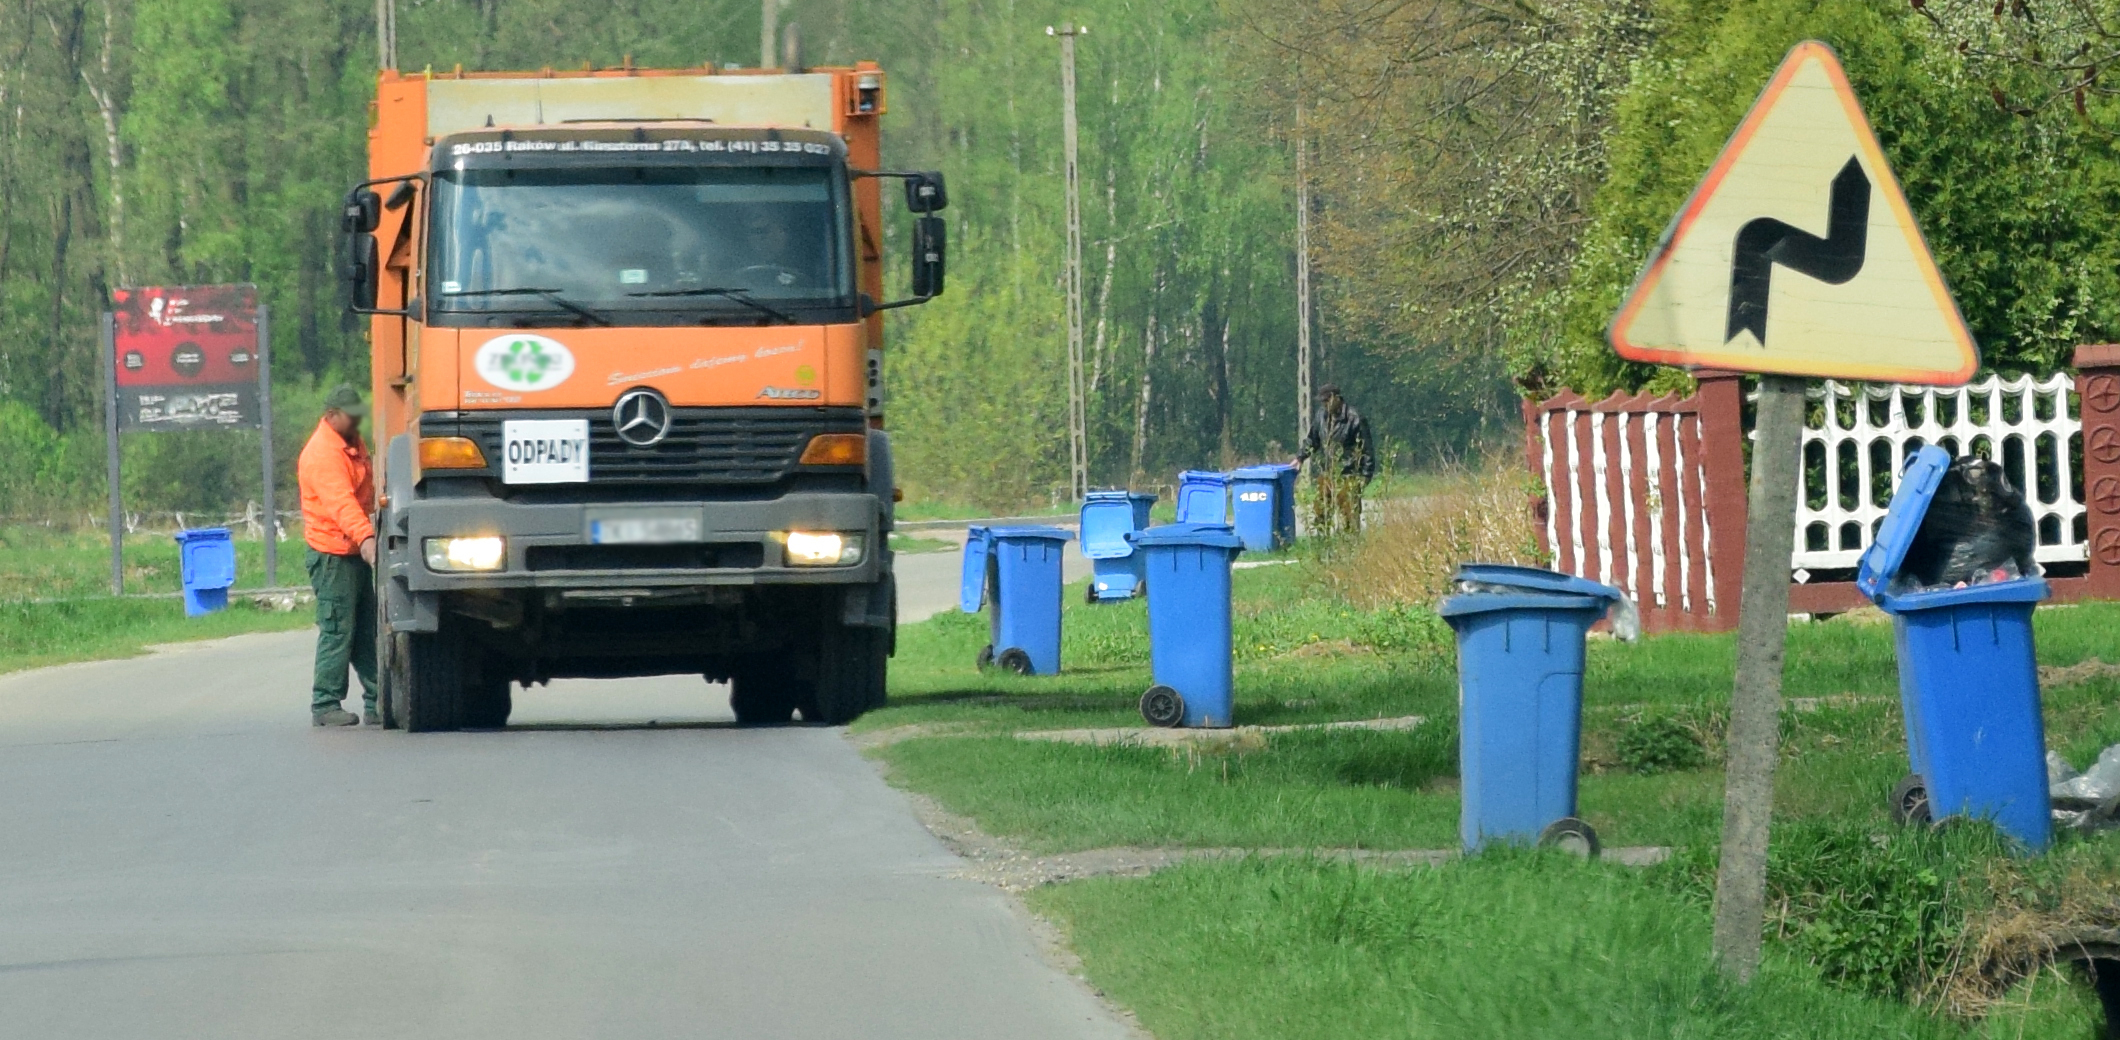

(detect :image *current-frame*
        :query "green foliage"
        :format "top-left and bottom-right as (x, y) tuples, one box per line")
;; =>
(1033, 855), (1970, 1040)
(1548, 0), (2120, 396)
(1616, 712), (1709, 774)
(1657, 821), (2014, 1000)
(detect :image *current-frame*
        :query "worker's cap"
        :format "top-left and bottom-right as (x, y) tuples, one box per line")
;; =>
(1318, 384), (1342, 398)
(323, 384), (369, 418)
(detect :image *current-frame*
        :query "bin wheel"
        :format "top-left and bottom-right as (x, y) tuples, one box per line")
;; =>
(996, 647), (1034, 675)
(1889, 774), (1932, 826)
(1537, 817), (1601, 860)
(976, 644), (995, 672)
(1140, 685), (1185, 728)
(1085, 584), (1099, 605)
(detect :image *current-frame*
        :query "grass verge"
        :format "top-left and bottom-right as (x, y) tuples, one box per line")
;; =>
(0, 524), (315, 674)
(0, 596), (313, 675)
(870, 506), (2120, 1034)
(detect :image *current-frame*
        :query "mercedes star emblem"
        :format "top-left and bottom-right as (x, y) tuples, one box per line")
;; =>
(612, 388), (672, 447)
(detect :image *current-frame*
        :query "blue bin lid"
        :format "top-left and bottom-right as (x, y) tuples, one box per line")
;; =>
(173, 526), (232, 543)
(1855, 446), (1953, 601)
(1084, 489), (1157, 504)
(1127, 522), (1244, 550)
(1453, 563), (1622, 602)
(1438, 591), (1612, 619)
(1230, 464), (1295, 481)
(1877, 575), (2050, 614)
(988, 525), (1074, 542)
(1177, 469), (1231, 487)
(959, 526), (992, 613)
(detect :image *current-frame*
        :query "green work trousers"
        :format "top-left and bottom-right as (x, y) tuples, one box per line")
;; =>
(307, 547), (377, 714)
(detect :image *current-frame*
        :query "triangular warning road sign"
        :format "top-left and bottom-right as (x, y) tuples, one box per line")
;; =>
(1608, 41), (1978, 385)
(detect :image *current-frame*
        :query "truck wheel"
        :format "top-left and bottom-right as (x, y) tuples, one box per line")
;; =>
(728, 664), (798, 725)
(376, 624), (404, 730)
(400, 620), (472, 733)
(803, 622), (886, 726)
(461, 656), (513, 730)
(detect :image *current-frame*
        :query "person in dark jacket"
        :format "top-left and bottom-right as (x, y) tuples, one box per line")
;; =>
(1295, 385), (1377, 536)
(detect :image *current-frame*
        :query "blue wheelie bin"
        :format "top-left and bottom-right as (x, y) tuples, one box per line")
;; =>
(1230, 464), (1300, 552)
(1441, 563), (1623, 855)
(1174, 470), (1232, 525)
(968, 526), (1074, 675)
(1856, 446), (2052, 851)
(1130, 523), (1245, 728)
(1080, 490), (1157, 603)
(175, 527), (237, 617)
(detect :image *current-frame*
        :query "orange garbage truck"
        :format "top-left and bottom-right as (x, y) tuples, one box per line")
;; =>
(342, 63), (945, 731)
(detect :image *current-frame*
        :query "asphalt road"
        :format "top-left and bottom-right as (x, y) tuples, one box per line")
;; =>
(0, 539), (1126, 1039)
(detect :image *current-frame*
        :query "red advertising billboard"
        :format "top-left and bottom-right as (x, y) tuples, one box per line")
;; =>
(111, 284), (261, 430)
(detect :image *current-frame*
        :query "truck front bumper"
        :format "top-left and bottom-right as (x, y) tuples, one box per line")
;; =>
(385, 491), (883, 596)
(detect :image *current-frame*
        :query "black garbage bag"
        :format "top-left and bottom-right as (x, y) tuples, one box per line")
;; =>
(1893, 456), (2039, 593)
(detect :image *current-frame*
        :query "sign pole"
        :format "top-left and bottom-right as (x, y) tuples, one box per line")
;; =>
(100, 311), (123, 596)
(258, 303), (277, 588)
(1710, 373), (1804, 980)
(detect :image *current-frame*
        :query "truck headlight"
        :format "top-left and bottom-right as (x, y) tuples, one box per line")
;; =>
(784, 531), (865, 567)
(425, 536), (506, 572)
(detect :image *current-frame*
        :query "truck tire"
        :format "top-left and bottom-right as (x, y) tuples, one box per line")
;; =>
(802, 621), (886, 726)
(461, 655), (513, 730)
(376, 609), (403, 730)
(727, 661), (798, 725)
(400, 620), (472, 733)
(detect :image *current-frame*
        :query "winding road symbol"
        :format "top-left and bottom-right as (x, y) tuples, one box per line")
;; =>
(1725, 157), (1870, 346)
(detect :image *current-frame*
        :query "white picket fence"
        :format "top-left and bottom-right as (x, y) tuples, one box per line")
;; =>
(1790, 373), (2085, 573)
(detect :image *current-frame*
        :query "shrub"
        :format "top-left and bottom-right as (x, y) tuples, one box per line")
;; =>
(1616, 713), (1707, 774)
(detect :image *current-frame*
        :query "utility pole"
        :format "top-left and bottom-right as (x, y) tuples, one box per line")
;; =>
(375, 0), (396, 70)
(1049, 22), (1090, 501)
(1294, 87), (1314, 452)
(761, 0), (782, 68)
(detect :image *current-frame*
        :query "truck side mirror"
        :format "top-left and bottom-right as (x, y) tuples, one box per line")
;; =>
(904, 172), (948, 213)
(911, 216), (946, 299)
(348, 233), (380, 310)
(342, 189), (380, 234)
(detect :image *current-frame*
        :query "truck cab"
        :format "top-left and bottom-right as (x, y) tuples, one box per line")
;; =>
(343, 66), (945, 731)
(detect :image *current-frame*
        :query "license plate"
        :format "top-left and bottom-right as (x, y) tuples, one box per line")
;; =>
(501, 419), (590, 484)
(589, 512), (702, 545)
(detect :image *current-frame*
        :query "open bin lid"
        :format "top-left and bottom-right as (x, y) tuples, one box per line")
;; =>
(1177, 469), (1231, 487)
(1438, 591), (1612, 619)
(1855, 445), (1953, 602)
(1127, 522), (1244, 550)
(959, 526), (991, 613)
(1080, 500), (1142, 559)
(1453, 563), (1622, 602)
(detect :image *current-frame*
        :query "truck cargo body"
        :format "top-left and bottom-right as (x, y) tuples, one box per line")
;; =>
(349, 65), (941, 730)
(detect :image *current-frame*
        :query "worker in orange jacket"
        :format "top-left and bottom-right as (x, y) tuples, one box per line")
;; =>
(298, 385), (378, 726)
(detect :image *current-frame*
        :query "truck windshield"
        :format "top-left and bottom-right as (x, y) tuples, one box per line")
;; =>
(427, 165), (852, 322)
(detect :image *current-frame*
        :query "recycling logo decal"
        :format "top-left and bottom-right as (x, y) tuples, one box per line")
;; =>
(474, 334), (576, 391)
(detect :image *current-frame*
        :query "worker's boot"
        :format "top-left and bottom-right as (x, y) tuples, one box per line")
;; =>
(313, 707), (359, 727)
(363, 705), (382, 727)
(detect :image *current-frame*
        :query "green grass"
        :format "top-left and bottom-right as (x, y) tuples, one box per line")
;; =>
(887, 534), (957, 555)
(0, 595), (313, 675)
(1033, 853), (1986, 1040)
(0, 524), (315, 673)
(875, 567), (2120, 1036)
(0, 523), (297, 600)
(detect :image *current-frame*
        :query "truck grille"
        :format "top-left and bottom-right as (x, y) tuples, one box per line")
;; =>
(431, 408), (864, 486)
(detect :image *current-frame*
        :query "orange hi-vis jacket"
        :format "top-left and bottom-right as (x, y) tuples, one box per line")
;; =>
(298, 419), (376, 555)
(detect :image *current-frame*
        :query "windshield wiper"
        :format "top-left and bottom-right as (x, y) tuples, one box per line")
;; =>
(626, 287), (797, 325)
(443, 287), (612, 327)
